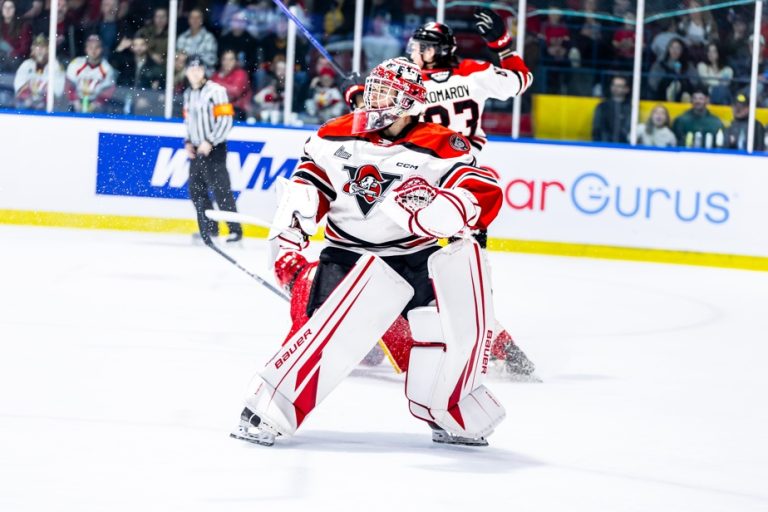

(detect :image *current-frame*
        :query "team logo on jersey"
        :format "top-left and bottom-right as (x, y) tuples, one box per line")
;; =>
(342, 164), (401, 216)
(449, 133), (469, 152)
(428, 70), (452, 83)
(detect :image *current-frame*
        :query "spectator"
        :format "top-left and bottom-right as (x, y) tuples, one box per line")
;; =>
(87, 0), (130, 60)
(13, 33), (65, 109)
(697, 43), (733, 104)
(171, 49), (187, 95)
(672, 86), (724, 148)
(637, 104), (677, 147)
(0, 0), (32, 70)
(112, 32), (164, 115)
(574, 0), (606, 71)
(244, 0), (279, 38)
(677, 0), (718, 59)
(218, 10), (256, 74)
(211, 48), (251, 120)
(220, 0), (278, 40)
(648, 37), (698, 102)
(723, 92), (765, 151)
(650, 17), (680, 60)
(253, 53), (284, 123)
(66, 33), (115, 112)
(304, 66), (343, 123)
(723, 14), (749, 78)
(539, 6), (579, 94)
(170, 49), (187, 116)
(362, 12), (401, 70)
(592, 75), (631, 143)
(254, 14), (308, 76)
(611, 13), (635, 72)
(32, 0), (79, 62)
(322, 0), (355, 41)
(15, 0), (42, 21)
(176, 8), (217, 69)
(137, 6), (168, 66)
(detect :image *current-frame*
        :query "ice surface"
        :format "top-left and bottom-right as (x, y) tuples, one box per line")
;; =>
(1, 225), (767, 512)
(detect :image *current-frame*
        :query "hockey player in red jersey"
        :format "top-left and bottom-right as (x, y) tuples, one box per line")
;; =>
(233, 57), (507, 446)
(337, 8), (537, 377)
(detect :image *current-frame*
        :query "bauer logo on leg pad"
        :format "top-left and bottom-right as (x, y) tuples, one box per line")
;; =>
(274, 329), (312, 369)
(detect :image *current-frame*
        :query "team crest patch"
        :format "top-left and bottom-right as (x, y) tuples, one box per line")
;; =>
(342, 164), (401, 216)
(449, 134), (469, 152)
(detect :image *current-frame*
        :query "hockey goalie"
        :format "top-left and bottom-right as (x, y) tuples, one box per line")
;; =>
(231, 57), (507, 447)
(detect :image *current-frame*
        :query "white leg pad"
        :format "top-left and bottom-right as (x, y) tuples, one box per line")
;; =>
(248, 253), (413, 436)
(429, 385), (506, 438)
(405, 239), (505, 437)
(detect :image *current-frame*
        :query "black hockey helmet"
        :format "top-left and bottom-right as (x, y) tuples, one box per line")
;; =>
(408, 21), (458, 66)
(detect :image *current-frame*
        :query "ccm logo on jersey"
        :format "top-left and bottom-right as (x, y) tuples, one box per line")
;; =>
(274, 329), (312, 369)
(342, 164), (401, 216)
(396, 162), (419, 169)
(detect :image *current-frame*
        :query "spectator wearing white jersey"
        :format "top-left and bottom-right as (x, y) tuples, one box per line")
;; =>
(14, 33), (65, 110)
(66, 34), (115, 113)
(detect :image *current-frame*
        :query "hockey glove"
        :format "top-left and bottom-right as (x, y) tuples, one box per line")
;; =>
(340, 71), (365, 111)
(473, 7), (512, 52)
(268, 177), (318, 251)
(380, 176), (479, 239)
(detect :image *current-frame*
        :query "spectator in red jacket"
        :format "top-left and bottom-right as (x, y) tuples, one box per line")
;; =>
(0, 0), (32, 70)
(211, 48), (252, 120)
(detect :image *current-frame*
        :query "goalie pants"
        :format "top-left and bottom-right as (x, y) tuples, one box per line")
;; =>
(306, 246), (441, 319)
(188, 143), (242, 238)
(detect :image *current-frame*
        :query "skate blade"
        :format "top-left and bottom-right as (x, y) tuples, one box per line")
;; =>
(229, 431), (275, 447)
(432, 434), (489, 447)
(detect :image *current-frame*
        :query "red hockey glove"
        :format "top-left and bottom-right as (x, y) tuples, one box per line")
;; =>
(340, 71), (365, 111)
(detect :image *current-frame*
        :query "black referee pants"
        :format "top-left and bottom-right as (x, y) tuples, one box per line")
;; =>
(188, 143), (242, 238)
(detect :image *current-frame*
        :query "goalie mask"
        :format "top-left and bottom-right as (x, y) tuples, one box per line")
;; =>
(351, 57), (427, 133)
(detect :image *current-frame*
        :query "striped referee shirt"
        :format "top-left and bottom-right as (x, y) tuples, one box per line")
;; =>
(183, 80), (234, 147)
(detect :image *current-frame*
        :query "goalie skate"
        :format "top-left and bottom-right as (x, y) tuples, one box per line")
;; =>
(229, 407), (279, 447)
(431, 427), (489, 447)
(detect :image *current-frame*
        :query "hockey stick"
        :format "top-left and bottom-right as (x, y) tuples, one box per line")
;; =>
(202, 236), (401, 372)
(202, 237), (290, 301)
(270, 0), (351, 79)
(205, 209), (274, 229)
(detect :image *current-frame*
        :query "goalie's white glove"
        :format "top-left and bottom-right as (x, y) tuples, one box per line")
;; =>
(380, 176), (480, 238)
(268, 177), (319, 251)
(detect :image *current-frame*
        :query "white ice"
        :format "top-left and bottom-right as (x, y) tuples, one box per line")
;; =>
(1, 225), (766, 512)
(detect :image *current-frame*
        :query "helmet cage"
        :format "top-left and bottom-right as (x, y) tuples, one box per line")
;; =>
(352, 59), (426, 133)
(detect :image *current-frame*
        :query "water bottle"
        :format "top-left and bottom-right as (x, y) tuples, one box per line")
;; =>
(694, 131), (703, 148)
(705, 132), (713, 149)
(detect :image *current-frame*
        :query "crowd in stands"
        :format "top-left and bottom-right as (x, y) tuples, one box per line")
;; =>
(1, 0), (767, 150)
(0, 0), (407, 120)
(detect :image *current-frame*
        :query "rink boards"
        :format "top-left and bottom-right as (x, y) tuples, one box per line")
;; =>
(1, 111), (766, 271)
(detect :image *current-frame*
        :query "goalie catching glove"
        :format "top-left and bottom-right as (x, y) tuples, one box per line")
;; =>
(380, 176), (480, 238)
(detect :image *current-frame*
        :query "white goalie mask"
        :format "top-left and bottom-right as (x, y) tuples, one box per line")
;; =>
(351, 57), (427, 133)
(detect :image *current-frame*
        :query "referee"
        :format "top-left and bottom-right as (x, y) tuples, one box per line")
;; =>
(183, 54), (242, 243)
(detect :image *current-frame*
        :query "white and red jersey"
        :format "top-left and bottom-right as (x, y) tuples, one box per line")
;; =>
(420, 54), (532, 155)
(293, 113), (502, 256)
(65, 57), (116, 104)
